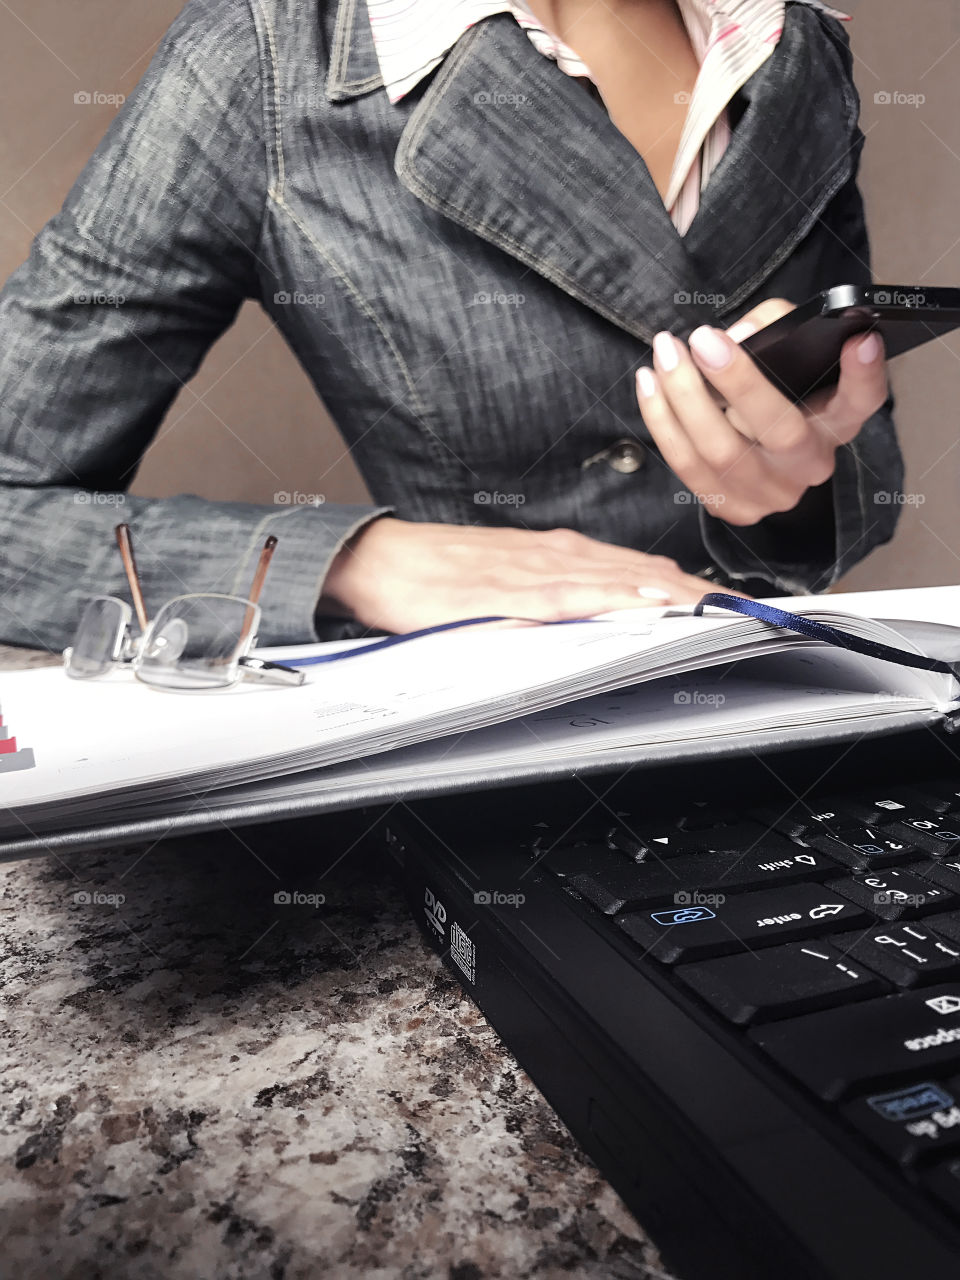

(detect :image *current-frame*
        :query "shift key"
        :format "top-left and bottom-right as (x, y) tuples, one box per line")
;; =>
(617, 883), (867, 963)
(751, 985), (960, 1100)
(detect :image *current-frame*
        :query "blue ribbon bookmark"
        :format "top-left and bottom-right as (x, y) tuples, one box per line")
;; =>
(276, 595), (959, 690)
(694, 593), (960, 678)
(281, 614), (576, 668)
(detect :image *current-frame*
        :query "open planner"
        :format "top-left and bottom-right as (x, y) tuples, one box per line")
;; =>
(1, 586), (959, 858)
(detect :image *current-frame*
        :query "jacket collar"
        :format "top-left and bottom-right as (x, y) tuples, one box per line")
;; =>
(329, 2), (859, 343)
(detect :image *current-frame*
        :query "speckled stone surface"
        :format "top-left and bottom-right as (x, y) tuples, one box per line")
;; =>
(0, 646), (677, 1279)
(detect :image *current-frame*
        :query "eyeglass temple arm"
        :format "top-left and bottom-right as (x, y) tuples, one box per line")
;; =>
(239, 535), (278, 648)
(114, 524), (150, 633)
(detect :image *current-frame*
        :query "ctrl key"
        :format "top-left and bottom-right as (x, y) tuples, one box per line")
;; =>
(843, 1078), (960, 1166)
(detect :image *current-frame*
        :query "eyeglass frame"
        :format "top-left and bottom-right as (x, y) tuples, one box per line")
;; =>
(63, 525), (304, 691)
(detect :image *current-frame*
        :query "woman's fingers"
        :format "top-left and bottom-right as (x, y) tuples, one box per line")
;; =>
(525, 527), (717, 597)
(642, 336), (753, 474)
(725, 296), (797, 344)
(637, 337), (786, 522)
(503, 569), (725, 622)
(637, 328), (839, 522)
(808, 332), (888, 446)
(502, 580), (673, 622)
(686, 326), (821, 456)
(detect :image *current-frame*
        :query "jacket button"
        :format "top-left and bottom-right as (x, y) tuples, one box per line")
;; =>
(581, 439), (646, 474)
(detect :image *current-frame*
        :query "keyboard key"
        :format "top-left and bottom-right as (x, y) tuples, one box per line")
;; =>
(527, 814), (617, 854)
(611, 821), (796, 862)
(819, 786), (954, 823)
(751, 801), (853, 839)
(924, 1156), (960, 1216)
(916, 857), (960, 896)
(673, 804), (741, 831)
(922, 913), (960, 949)
(881, 814), (960, 857)
(756, 786), (960, 838)
(843, 1077), (960, 1166)
(824, 869), (954, 921)
(607, 826), (657, 861)
(831, 924), (960, 988)
(544, 842), (841, 917)
(749, 984), (960, 1100)
(802, 826), (921, 871)
(618, 884), (868, 964)
(677, 941), (886, 1025)
(895, 782), (960, 815)
(540, 843), (659, 914)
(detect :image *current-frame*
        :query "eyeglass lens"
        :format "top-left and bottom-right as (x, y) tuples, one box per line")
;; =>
(65, 596), (132, 680)
(134, 595), (262, 690)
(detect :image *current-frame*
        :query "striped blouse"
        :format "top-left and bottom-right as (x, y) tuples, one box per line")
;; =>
(365, 0), (850, 234)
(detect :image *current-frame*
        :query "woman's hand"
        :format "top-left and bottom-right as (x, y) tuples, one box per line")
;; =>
(321, 518), (724, 633)
(635, 298), (889, 527)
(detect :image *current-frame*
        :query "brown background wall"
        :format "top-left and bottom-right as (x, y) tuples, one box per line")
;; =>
(0, 0), (957, 587)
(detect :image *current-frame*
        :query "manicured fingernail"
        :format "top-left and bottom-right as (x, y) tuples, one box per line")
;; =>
(637, 586), (671, 601)
(726, 319), (757, 344)
(636, 366), (657, 399)
(689, 325), (734, 371)
(653, 331), (680, 372)
(857, 332), (882, 364)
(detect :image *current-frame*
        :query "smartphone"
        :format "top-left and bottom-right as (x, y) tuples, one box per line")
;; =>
(738, 284), (960, 401)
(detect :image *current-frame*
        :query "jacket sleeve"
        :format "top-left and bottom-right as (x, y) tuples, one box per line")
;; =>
(0, 0), (387, 652)
(698, 157), (905, 596)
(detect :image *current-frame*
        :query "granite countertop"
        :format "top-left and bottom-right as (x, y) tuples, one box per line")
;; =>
(0, 646), (677, 1279)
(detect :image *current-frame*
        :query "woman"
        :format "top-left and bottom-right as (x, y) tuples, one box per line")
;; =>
(0, 0), (900, 649)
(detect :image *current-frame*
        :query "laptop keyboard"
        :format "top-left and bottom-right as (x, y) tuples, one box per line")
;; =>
(529, 775), (960, 1217)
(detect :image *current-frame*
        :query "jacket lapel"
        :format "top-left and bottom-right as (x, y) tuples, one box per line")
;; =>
(393, 15), (705, 345)
(325, 0), (384, 102)
(683, 5), (861, 317)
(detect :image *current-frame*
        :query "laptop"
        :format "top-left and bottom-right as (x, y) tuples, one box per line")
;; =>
(384, 727), (960, 1279)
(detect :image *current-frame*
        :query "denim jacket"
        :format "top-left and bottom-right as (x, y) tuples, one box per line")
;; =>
(0, 0), (903, 649)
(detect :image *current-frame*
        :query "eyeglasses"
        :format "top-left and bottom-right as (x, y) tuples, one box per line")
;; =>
(64, 525), (304, 691)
